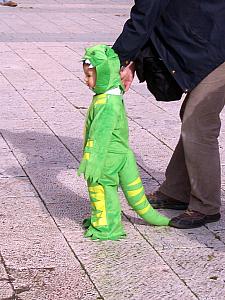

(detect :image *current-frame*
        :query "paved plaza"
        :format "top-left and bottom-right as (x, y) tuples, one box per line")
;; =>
(0, 1), (225, 299)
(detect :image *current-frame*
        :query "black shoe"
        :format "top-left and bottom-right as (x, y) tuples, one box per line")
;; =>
(169, 210), (221, 229)
(147, 190), (189, 210)
(0, 1), (17, 6)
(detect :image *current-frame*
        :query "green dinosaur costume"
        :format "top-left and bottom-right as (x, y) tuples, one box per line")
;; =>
(78, 44), (170, 240)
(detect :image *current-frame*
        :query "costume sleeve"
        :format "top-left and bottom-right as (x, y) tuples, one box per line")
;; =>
(113, 0), (170, 65)
(78, 95), (122, 183)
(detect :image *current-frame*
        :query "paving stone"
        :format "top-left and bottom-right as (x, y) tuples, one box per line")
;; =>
(0, 118), (48, 131)
(137, 224), (224, 250)
(40, 45), (82, 72)
(0, 64), (53, 92)
(0, 154), (26, 178)
(46, 201), (90, 244)
(8, 267), (99, 300)
(21, 91), (77, 112)
(0, 281), (14, 299)
(70, 239), (197, 300)
(159, 248), (225, 300)
(0, 178), (37, 198)
(0, 197), (77, 268)
(0, 137), (26, 178)
(2, 129), (76, 167)
(62, 90), (95, 109)
(129, 121), (173, 182)
(0, 259), (14, 299)
(206, 206), (225, 232)
(24, 166), (83, 203)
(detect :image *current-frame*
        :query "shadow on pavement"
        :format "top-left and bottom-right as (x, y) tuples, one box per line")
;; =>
(2, 128), (222, 250)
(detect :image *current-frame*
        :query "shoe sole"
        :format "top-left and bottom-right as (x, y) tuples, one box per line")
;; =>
(169, 215), (221, 229)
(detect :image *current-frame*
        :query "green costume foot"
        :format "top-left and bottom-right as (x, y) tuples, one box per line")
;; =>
(83, 217), (126, 240)
(82, 218), (91, 229)
(84, 225), (126, 241)
(85, 183), (126, 241)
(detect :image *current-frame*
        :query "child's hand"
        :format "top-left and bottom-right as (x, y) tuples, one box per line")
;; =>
(83, 162), (102, 183)
(78, 155), (104, 183)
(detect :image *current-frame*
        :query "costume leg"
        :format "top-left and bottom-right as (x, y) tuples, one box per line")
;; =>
(119, 150), (169, 225)
(84, 154), (126, 240)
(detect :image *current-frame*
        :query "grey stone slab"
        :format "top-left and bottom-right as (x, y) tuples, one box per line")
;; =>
(40, 46), (82, 72)
(128, 121), (172, 182)
(0, 43), (11, 52)
(0, 75), (14, 92)
(159, 248), (225, 300)
(0, 282), (14, 299)
(62, 90), (94, 109)
(136, 223), (224, 250)
(0, 196), (81, 269)
(46, 199), (90, 232)
(70, 240), (197, 300)
(0, 92), (39, 121)
(124, 91), (181, 148)
(0, 196), (51, 230)
(0, 236), (77, 270)
(0, 118), (48, 131)
(1, 68), (53, 92)
(0, 139), (26, 178)
(20, 89), (65, 102)
(24, 166), (86, 204)
(0, 260), (7, 279)
(0, 259), (14, 299)
(0, 155), (26, 178)
(0, 91), (28, 107)
(207, 230), (225, 246)
(23, 94), (77, 112)
(9, 267), (99, 300)
(0, 177), (37, 198)
(0, 32), (118, 43)
(206, 208), (225, 231)
(2, 129), (77, 167)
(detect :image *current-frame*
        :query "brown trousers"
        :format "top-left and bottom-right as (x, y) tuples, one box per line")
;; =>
(160, 62), (225, 215)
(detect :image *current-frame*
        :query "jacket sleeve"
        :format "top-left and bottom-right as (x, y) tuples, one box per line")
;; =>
(113, 0), (170, 65)
(78, 95), (122, 183)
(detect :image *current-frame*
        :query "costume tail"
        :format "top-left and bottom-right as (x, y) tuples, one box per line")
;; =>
(123, 176), (170, 226)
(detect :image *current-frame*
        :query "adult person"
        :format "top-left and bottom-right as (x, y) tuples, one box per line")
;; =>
(0, 0), (17, 7)
(112, 0), (225, 229)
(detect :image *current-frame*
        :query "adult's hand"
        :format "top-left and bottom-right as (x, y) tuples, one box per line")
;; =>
(120, 62), (135, 91)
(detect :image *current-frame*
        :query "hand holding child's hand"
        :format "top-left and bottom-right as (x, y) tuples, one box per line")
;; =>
(120, 62), (135, 91)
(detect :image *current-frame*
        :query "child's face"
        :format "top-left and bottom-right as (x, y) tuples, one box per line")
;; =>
(83, 64), (96, 89)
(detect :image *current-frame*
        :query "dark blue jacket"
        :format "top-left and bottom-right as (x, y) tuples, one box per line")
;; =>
(113, 0), (225, 92)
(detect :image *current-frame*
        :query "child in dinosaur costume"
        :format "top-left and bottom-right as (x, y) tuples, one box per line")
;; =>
(78, 44), (170, 240)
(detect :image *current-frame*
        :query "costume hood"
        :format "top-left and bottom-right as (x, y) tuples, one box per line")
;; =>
(83, 44), (124, 94)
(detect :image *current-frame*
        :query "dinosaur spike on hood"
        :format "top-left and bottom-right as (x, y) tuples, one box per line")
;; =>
(83, 44), (124, 94)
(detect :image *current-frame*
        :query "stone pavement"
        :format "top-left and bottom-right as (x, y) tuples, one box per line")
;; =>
(0, 1), (225, 299)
